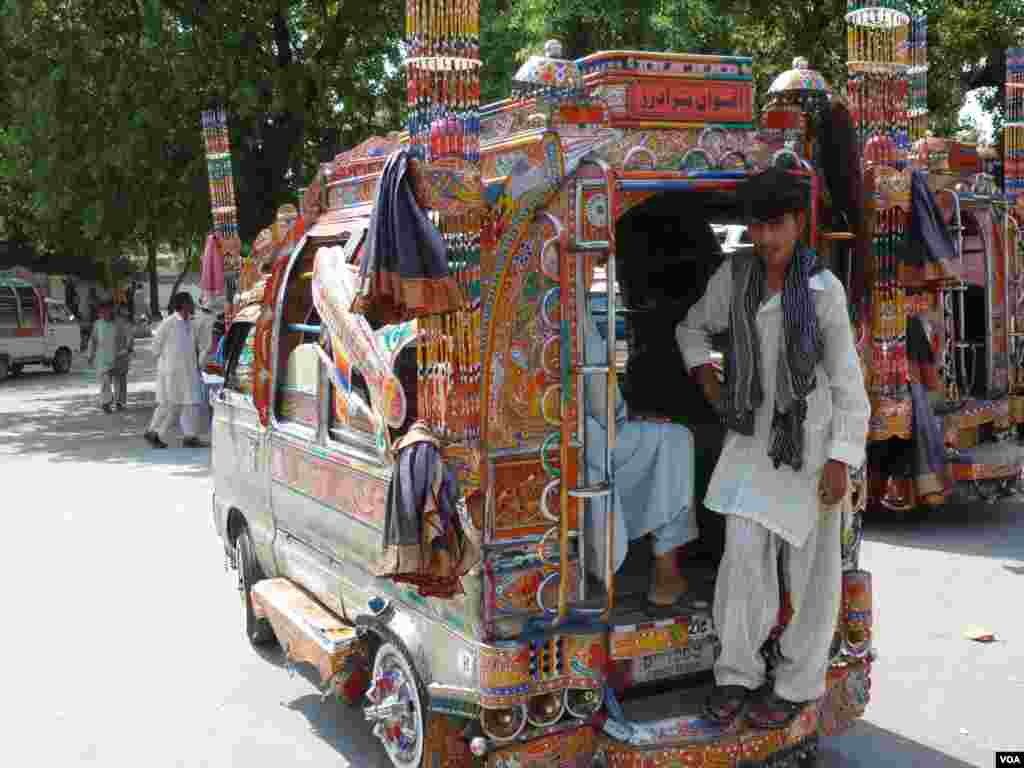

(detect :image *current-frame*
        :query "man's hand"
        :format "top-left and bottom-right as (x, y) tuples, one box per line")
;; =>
(695, 364), (723, 412)
(819, 459), (849, 506)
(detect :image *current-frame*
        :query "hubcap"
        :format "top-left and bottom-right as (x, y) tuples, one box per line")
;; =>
(365, 644), (423, 768)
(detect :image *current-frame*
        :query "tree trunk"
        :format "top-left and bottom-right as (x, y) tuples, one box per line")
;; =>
(146, 238), (160, 318)
(169, 241), (195, 306)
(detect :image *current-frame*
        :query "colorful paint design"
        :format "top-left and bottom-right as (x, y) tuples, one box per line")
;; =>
(270, 438), (388, 527)
(479, 632), (606, 708)
(312, 244), (410, 429)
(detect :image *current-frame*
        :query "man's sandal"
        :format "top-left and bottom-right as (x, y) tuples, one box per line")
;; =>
(702, 685), (751, 727)
(746, 690), (805, 730)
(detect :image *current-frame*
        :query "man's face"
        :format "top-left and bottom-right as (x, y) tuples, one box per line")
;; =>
(179, 302), (195, 320)
(748, 211), (804, 273)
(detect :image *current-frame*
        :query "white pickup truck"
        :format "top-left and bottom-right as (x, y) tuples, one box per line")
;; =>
(0, 278), (78, 380)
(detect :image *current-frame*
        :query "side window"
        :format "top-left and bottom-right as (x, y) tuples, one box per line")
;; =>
(224, 322), (257, 399)
(0, 287), (18, 325)
(15, 287), (40, 328)
(328, 339), (378, 441)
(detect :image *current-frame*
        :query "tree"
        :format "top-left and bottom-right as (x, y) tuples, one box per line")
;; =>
(475, 0), (1024, 136)
(1, 0), (407, 312)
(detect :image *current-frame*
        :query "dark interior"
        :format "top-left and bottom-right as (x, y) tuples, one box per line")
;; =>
(611, 189), (746, 578)
(961, 285), (989, 397)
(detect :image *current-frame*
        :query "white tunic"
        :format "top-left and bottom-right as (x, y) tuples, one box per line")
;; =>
(582, 305), (696, 577)
(676, 263), (870, 547)
(152, 314), (204, 405)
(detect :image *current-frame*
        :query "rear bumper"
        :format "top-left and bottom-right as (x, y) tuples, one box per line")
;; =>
(485, 660), (870, 767)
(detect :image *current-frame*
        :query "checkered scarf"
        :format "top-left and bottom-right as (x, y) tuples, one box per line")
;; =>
(724, 246), (823, 471)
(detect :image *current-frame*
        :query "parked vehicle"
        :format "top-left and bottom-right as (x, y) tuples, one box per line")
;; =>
(0, 279), (77, 379)
(211, 44), (882, 768)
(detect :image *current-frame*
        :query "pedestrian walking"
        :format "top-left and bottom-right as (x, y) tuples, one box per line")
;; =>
(144, 292), (206, 449)
(677, 168), (870, 729)
(87, 301), (131, 413)
(111, 302), (135, 410)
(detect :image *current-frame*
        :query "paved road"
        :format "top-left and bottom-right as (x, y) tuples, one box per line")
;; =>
(2, 346), (1020, 767)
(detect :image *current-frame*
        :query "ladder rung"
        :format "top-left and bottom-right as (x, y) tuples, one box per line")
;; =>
(569, 482), (611, 499)
(575, 365), (611, 375)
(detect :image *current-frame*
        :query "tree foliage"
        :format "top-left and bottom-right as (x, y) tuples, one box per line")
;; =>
(1, 0), (1021, 293)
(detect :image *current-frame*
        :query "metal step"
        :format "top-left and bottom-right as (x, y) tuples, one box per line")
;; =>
(251, 578), (361, 684)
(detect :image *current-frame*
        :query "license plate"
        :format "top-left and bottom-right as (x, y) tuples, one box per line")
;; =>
(631, 642), (715, 683)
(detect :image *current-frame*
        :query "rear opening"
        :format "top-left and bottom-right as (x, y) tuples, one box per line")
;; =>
(579, 189), (747, 712)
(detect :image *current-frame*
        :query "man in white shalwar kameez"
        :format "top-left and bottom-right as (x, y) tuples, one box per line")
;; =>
(145, 292), (206, 449)
(582, 260), (698, 611)
(677, 169), (869, 729)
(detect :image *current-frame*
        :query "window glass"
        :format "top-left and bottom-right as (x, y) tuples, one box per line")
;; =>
(328, 344), (378, 440)
(15, 287), (39, 327)
(0, 287), (19, 324)
(225, 323), (257, 398)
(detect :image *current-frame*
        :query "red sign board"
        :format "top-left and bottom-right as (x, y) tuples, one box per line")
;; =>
(628, 80), (753, 123)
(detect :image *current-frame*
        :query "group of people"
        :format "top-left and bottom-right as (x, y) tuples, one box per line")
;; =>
(87, 291), (218, 450)
(583, 168), (871, 730)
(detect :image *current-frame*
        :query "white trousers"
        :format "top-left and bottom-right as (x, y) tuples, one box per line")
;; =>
(712, 507), (842, 702)
(148, 404), (201, 439)
(98, 372), (114, 407)
(99, 371), (127, 407)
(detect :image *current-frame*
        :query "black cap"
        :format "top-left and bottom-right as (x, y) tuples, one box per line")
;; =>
(740, 167), (810, 223)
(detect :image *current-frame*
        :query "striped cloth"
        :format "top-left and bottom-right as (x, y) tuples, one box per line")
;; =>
(724, 246), (823, 470)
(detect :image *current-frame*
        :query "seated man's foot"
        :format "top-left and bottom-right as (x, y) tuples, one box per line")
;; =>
(703, 685), (752, 727)
(746, 689), (805, 730)
(647, 549), (689, 608)
(101, 404), (113, 413)
(182, 436), (208, 448)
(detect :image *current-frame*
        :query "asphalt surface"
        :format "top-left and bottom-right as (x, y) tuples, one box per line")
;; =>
(2, 343), (1021, 767)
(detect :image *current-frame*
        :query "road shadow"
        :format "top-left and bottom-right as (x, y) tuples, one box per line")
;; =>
(280, 660), (392, 767)
(863, 499), (1024, 561)
(0, 345), (211, 477)
(824, 720), (980, 767)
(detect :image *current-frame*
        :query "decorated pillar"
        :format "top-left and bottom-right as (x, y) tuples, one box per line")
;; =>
(405, 0), (483, 442)
(200, 107), (242, 311)
(847, 1), (913, 399)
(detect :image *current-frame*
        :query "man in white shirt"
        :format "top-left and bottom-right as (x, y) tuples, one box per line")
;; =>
(677, 168), (870, 729)
(144, 292), (206, 449)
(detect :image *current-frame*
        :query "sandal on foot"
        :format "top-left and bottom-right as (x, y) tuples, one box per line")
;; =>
(703, 685), (751, 727)
(746, 690), (804, 730)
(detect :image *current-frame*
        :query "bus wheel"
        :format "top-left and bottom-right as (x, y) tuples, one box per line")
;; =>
(365, 641), (426, 768)
(52, 348), (72, 374)
(235, 529), (276, 646)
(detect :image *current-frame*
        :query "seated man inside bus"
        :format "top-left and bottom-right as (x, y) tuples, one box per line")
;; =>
(582, 257), (697, 611)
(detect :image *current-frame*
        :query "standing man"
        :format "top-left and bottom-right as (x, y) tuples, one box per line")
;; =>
(111, 302), (135, 410)
(144, 292), (205, 449)
(677, 168), (870, 729)
(87, 301), (123, 413)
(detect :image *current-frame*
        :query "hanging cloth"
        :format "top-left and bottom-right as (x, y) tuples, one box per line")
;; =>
(352, 149), (463, 325)
(904, 170), (957, 267)
(374, 422), (478, 598)
(199, 234), (225, 299)
(906, 316), (948, 498)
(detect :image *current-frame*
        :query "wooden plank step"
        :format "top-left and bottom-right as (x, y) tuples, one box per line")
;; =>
(251, 578), (360, 683)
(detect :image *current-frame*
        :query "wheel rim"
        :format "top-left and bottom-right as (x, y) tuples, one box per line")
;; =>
(365, 643), (424, 768)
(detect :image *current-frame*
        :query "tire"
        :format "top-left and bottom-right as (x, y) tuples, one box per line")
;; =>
(0, 357), (8, 381)
(235, 529), (276, 646)
(366, 641), (427, 768)
(52, 348), (72, 374)
(9, 364), (22, 376)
